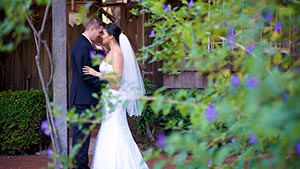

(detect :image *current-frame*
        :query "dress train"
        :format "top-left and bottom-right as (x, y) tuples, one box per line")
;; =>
(91, 89), (149, 169)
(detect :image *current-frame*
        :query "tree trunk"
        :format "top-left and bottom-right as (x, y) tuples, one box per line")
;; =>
(52, 0), (68, 158)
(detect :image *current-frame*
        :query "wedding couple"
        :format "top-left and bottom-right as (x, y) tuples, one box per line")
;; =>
(70, 17), (149, 169)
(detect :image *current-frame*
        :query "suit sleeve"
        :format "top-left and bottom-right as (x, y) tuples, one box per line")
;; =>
(74, 46), (107, 90)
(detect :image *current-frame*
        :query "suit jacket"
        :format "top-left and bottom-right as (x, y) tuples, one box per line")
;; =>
(70, 34), (107, 106)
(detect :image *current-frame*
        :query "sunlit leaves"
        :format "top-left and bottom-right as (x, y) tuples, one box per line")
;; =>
(133, 0), (300, 168)
(0, 0), (51, 52)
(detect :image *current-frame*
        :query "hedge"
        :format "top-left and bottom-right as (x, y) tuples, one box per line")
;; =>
(0, 90), (49, 155)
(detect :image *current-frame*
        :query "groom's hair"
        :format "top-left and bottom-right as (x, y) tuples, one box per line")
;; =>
(85, 17), (106, 30)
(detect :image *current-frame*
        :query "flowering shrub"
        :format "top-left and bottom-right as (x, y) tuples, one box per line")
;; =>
(131, 0), (300, 168)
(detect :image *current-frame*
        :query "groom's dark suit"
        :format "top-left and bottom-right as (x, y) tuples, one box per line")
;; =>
(70, 34), (106, 169)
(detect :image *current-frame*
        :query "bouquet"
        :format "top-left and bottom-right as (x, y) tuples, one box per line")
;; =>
(94, 42), (108, 56)
(90, 42), (107, 65)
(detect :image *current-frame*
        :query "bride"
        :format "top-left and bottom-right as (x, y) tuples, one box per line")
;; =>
(82, 23), (149, 169)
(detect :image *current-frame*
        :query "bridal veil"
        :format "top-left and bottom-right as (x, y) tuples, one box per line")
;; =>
(119, 33), (145, 116)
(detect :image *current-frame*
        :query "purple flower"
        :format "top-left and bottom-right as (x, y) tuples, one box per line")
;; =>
(47, 149), (53, 157)
(90, 50), (96, 59)
(275, 20), (282, 32)
(157, 132), (166, 148)
(246, 42), (255, 55)
(296, 66), (300, 72)
(150, 30), (155, 37)
(281, 90), (289, 102)
(195, 6), (200, 10)
(263, 11), (273, 23)
(163, 4), (171, 13)
(283, 40), (289, 47)
(245, 76), (260, 89)
(249, 134), (257, 145)
(226, 27), (236, 48)
(221, 21), (229, 27)
(90, 50), (104, 60)
(296, 141), (300, 155)
(207, 159), (213, 167)
(231, 137), (236, 143)
(41, 120), (51, 136)
(95, 53), (104, 60)
(231, 75), (240, 87)
(205, 104), (217, 122)
(187, 0), (194, 9)
(54, 117), (64, 128)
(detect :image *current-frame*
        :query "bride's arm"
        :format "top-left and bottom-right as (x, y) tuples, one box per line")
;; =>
(82, 66), (117, 82)
(82, 53), (122, 82)
(82, 66), (102, 77)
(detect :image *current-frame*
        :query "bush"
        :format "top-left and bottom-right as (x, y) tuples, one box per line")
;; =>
(0, 90), (49, 155)
(135, 78), (199, 136)
(134, 78), (157, 136)
(133, 0), (300, 168)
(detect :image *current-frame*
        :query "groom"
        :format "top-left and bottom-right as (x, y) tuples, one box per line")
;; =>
(70, 17), (107, 169)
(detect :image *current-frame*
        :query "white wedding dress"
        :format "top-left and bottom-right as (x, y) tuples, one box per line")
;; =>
(91, 61), (149, 169)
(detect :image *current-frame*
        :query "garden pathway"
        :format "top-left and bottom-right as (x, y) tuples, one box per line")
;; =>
(0, 127), (175, 169)
(0, 153), (174, 169)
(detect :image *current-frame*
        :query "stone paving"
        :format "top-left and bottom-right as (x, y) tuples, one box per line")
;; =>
(0, 135), (175, 169)
(0, 125), (176, 169)
(0, 155), (51, 169)
(0, 153), (174, 169)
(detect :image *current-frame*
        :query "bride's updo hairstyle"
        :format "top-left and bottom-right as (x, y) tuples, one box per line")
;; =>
(105, 23), (122, 44)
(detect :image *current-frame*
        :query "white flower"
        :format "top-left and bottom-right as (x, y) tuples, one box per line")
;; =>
(95, 44), (102, 50)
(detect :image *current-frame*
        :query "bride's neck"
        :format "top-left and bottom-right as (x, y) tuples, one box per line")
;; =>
(108, 41), (119, 49)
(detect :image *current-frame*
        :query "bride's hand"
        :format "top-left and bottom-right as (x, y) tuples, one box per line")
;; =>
(82, 66), (101, 77)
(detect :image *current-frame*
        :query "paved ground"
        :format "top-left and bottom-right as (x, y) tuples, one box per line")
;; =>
(0, 120), (177, 169)
(0, 155), (51, 169)
(0, 128), (175, 169)
(0, 154), (174, 169)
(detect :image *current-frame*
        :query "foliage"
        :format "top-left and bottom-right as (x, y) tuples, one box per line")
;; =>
(158, 89), (198, 130)
(0, 0), (50, 52)
(131, 0), (300, 168)
(2, 0), (299, 169)
(0, 90), (49, 155)
(46, 1), (300, 168)
(134, 78), (157, 135)
(135, 85), (199, 136)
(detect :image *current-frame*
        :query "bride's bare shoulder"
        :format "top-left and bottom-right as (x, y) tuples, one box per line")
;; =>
(113, 47), (123, 60)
